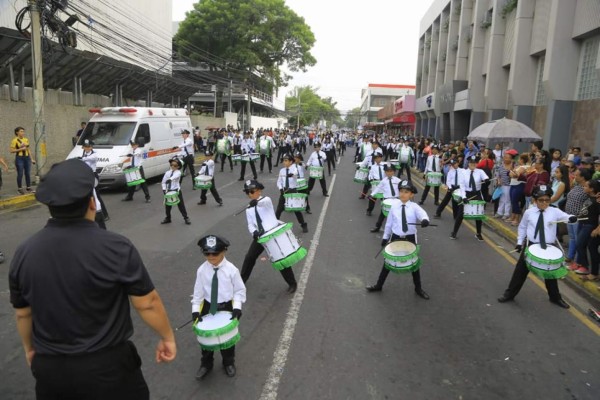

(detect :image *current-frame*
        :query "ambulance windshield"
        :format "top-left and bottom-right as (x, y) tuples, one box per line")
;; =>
(78, 122), (136, 146)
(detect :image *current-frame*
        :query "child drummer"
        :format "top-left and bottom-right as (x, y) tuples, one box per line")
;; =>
(418, 144), (441, 206)
(368, 163), (401, 232)
(197, 150), (223, 206)
(275, 154), (308, 233)
(294, 152), (311, 214)
(306, 142), (329, 197)
(161, 158), (191, 225)
(497, 185), (576, 309)
(192, 235), (246, 379)
(240, 180), (298, 293)
(366, 180), (431, 300)
(365, 153), (385, 216)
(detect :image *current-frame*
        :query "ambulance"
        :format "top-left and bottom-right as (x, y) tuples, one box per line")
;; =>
(67, 107), (192, 188)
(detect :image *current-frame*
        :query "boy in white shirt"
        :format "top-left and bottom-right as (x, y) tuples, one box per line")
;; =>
(161, 158), (190, 225)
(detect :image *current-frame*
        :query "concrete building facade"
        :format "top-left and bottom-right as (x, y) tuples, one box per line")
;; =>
(415, 0), (600, 154)
(360, 84), (416, 127)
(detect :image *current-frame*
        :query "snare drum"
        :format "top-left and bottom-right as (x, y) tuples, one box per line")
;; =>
(382, 198), (401, 217)
(249, 153), (260, 161)
(240, 154), (250, 163)
(123, 166), (145, 187)
(383, 241), (422, 273)
(194, 175), (213, 190)
(354, 168), (369, 184)
(308, 166), (324, 180)
(524, 244), (568, 280)
(389, 159), (400, 167)
(426, 172), (443, 187)
(284, 193), (307, 212)
(370, 180), (383, 198)
(296, 178), (308, 191)
(193, 311), (240, 351)
(452, 191), (463, 203)
(164, 191), (180, 206)
(232, 154), (241, 162)
(257, 223), (307, 270)
(463, 200), (486, 220)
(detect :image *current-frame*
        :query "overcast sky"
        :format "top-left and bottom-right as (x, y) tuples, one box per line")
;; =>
(172, 0), (435, 114)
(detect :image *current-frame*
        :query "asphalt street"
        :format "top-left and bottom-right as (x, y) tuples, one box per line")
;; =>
(0, 152), (599, 400)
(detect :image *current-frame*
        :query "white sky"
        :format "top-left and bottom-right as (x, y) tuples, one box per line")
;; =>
(172, 0), (436, 114)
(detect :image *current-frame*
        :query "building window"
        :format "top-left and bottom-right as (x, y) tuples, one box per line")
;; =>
(577, 36), (600, 100)
(535, 56), (547, 106)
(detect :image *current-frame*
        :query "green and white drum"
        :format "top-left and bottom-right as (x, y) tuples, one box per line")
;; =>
(389, 159), (400, 167)
(370, 180), (383, 198)
(257, 223), (307, 270)
(524, 244), (568, 280)
(426, 172), (443, 187)
(194, 175), (212, 190)
(123, 166), (145, 187)
(382, 198), (401, 217)
(216, 138), (230, 155)
(232, 154), (241, 162)
(354, 167), (369, 184)
(240, 154), (250, 163)
(308, 166), (324, 180)
(164, 191), (180, 206)
(463, 200), (486, 220)
(383, 241), (422, 273)
(249, 153), (261, 161)
(296, 178), (308, 191)
(451, 191), (463, 203)
(193, 311), (240, 351)
(284, 192), (307, 212)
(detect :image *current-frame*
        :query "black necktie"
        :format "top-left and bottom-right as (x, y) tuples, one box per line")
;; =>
(432, 156), (436, 172)
(389, 177), (395, 197)
(454, 169), (458, 187)
(378, 166), (383, 180)
(534, 209), (547, 249)
(255, 204), (264, 234)
(132, 152), (135, 167)
(285, 168), (289, 189)
(317, 153), (322, 167)
(469, 170), (475, 191)
(210, 268), (218, 315)
(204, 163), (209, 176)
(401, 205), (408, 233)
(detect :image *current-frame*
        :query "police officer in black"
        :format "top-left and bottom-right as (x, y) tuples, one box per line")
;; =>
(9, 158), (176, 400)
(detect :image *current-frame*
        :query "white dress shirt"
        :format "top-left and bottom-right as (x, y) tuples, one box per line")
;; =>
(80, 150), (97, 171)
(161, 168), (182, 191)
(277, 164), (299, 190)
(371, 176), (401, 199)
(129, 147), (145, 168)
(445, 167), (464, 189)
(517, 205), (573, 245)
(424, 154), (441, 173)
(368, 162), (385, 181)
(398, 145), (414, 163)
(191, 257), (246, 312)
(241, 138), (255, 154)
(322, 142), (333, 152)
(198, 159), (216, 177)
(306, 150), (327, 167)
(383, 200), (429, 240)
(258, 136), (274, 154)
(458, 168), (489, 197)
(177, 137), (194, 157)
(295, 163), (306, 179)
(360, 148), (383, 167)
(245, 196), (280, 234)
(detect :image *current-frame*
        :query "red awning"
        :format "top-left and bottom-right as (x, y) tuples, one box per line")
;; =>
(385, 115), (415, 124)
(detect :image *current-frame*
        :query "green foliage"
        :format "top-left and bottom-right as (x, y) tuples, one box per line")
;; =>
(174, 0), (316, 90)
(343, 107), (362, 129)
(501, 0), (518, 18)
(285, 86), (342, 128)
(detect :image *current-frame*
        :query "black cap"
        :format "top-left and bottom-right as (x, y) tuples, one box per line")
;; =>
(449, 159), (458, 165)
(532, 184), (553, 199)
(169, 158), (183, 169)
(398, 179), (418, 194)
(205, 150), (214, 156)
(36, 159), (95, 206)
(82, 139), (94, 147)
(383, 163), (396, 171)
(314, 142), (321, 147)
(282, 153), (293, 161)
(468, 155), (479, 163)
(373, 152), (383, 158)
(431, 144), (439, 150)
(243, 179), (265, 193)
(197, 235), (230, 254)
(181, 129), (190, 135)
(294, 152), (303, 161)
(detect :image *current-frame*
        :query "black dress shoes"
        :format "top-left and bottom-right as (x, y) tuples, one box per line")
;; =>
(497, 295), (514, 303)
(365, 285), (382, 292)
(287, 283), (297, 293)
(418, 201), (424, 205)
(224, 365), (236, 377)
(550, 299), (570, 309)
(370, 227), (380, 233)
(415, 288), (430, 300)
(366, 210), (372, 216)
(160, 218), (171, 224)
(195, 365), (212, 380)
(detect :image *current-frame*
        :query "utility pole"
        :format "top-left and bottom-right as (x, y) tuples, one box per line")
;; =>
(296, 91), (301, 131)
(246, 86), (251, 131)
(29, 0), (47, 177)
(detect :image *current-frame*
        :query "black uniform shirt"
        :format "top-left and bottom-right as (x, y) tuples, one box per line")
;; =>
(9, 218), (154, 355)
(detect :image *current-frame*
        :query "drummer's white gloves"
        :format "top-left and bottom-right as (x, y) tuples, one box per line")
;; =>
(514, 244), (522, 253)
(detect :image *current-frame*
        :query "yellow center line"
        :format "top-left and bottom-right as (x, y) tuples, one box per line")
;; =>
(413, 178), (600, 336)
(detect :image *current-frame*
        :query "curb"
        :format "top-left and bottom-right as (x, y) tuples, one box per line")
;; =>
(410, 170), (600, 303)
(0, 193), (38, 211)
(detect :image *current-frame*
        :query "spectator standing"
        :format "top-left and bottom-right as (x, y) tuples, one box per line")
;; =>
(564, 168), (591, 264)
(570, 179), (600, 275)
(10, 127), (36, 194)
(495, 152), (514, 219)
(507, 153), (530, 226)
(72, 122), (86, 146)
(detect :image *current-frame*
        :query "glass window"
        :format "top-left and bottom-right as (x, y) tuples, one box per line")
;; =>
(78, 122), (136, 146)
(577, 35), (600, 100)
(136, 123), (151, 145)
(535, 56), (547, 106)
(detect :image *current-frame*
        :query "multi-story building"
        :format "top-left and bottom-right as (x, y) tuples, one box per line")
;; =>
(360, 83), (415, 128)
(415, 0), (600, 153)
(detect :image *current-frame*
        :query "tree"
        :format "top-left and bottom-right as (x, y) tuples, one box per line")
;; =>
(174, 0), (316, 91)
(343, 107), (362, 129)
(285, 86), (341, 129)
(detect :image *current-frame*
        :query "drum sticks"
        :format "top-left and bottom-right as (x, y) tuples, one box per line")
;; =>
(408, 223), (438, 227)
(175, 318), (194, 331)
(549, 218), (587, 224)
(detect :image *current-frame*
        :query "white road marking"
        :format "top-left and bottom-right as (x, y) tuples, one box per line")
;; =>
(259, 174), (337, 400)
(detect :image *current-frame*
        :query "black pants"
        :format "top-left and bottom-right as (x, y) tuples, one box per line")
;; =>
(325, 150), (336, 175)
(435, 188), (460, 218)
(126, 167), (150, 200)
(260, 154), (272, 172)
(420, 184), (439, 203)
(397, 163), (411, 180)
(373, 234), (422, 290)
(199, 301), (235, 367)
(200, 178), (222, 203)
(165, 190), (188, 219)
(453, 190), (483, 235)
(361, 181), (372, 198)
(181, 154), (196, 188)
(275, 190), (306, 226)
(502, 245), (562, 302)
(240, 160), (257, 179)
(31, 341), (149, 400)
(240, 240), (297, 285)
(307, 176), (327, 196)
(220, 154), (233, 171)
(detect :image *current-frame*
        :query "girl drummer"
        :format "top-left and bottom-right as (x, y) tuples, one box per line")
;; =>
(366, 180), (431, 300)
(239, 180), (298, 293)
(161, 158), (191, 225)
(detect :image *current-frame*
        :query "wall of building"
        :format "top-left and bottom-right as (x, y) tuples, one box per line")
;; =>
(570, 99), (600, 153)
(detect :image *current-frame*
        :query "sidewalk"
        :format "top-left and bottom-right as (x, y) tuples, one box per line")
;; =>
(0, 168), (38, 210)
(411, 170), (600, 303)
